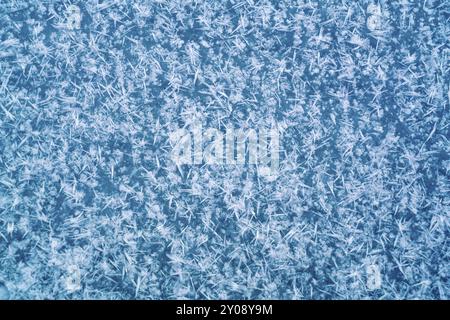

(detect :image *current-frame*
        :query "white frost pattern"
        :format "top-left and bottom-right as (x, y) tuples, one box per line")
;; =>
(0, 0), (449, 299)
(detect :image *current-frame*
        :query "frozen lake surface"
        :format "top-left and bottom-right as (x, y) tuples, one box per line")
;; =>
(0, 1), (448, 299)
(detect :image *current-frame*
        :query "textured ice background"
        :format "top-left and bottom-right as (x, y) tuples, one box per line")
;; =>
(0, 0), (449, 299)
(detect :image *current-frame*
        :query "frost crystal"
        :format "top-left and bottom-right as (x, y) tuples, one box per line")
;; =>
(0, 0), (449, 299)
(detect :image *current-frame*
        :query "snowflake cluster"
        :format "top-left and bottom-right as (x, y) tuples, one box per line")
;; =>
(0, 0), (449, 299)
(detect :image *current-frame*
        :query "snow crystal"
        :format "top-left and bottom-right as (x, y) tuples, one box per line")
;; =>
(0, 0), (448, 299)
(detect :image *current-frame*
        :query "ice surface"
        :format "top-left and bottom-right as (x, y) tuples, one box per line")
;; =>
(0, 0), (448, 299)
